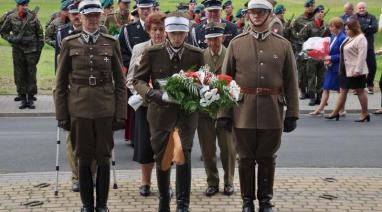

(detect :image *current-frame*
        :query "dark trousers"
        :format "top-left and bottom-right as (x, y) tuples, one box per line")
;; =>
(366, 49), (377, 87)
(233, 128), (282, 205)
(70, 117), (114, 165)
(12, 47), (40, 95)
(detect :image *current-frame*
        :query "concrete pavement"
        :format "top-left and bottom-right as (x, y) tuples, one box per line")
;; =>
(0, 91), (381, 117)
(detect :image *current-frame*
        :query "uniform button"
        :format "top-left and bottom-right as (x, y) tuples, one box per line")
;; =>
(90, 55), (94, 58)
(90, 68), (94, 71)
(260, 76), (264, 79)
(89, 47), (93, 50)
(259, 50), (263, 53)
(260, 62), (264, 66)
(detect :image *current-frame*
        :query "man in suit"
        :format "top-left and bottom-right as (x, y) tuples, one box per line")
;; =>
(218, 0), (299, 211)
(191, 0), (238, 49)
(133, 12), (204, 212)
(54, 0), (127, 211)
(198, 22), (236, 197)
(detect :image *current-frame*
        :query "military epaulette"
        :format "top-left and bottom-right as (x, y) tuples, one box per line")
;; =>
(63, 33), (81, 41)
(231, 31), (249, 41)
(100, 32), (117, 41)
(184, 43), (203, 54)
(271, 32), (289, 42)
(146, 44), (163, 53)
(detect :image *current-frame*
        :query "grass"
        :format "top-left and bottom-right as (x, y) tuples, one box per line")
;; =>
(0, 0), (381, 94)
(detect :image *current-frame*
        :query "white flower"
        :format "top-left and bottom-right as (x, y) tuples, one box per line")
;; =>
(229, 81), (241, 102)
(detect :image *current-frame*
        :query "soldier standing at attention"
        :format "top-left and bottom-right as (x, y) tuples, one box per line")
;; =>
(288, 0), (315, 99)
(223, 0), (234, 22)
(1, 0), (44, 109)
(105, 0), (132, 35)
(198, 22), (236, 197)
(218, 0), (299, 211)
(302, 5), (330, 106)
(119, 0), (154, 145)
(54, 0), (127, 211)
(192, 0), (238, 49)
(133, 12), (204, 212)
(44, 0), (71, 47)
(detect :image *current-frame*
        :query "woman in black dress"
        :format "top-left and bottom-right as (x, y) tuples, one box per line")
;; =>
(326, 19), (370, 122)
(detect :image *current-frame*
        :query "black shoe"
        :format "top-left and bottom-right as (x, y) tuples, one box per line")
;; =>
(139, 185), (151, 197)
(223, 184), (234, 196)
(72, 181), (80, 192)
(31, 95), (37, 101)
(242, 197), (255, 212)
(205, 186), (219, 197)
(325, 114), (339, 121)
(80, 207), (94, 212)
(95, 206), (109, 212)
(14, 95), (21, 101)
(308, 98), (316, 106)
(355, 114), (370, 122)
(19, 100), (28, 109)
(27, 99), (35, 109)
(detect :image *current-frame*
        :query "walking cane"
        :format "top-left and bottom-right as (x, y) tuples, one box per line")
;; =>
(54, 127), (61, 196)
(111, 149), (118, 189)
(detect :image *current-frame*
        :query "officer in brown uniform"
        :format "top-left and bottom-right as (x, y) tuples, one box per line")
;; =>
(133, 12), (204, 212)
(54, 0), (127, 211)
(218, 0), (299, 211)
(198, 22), (236, 197)
(104, 0), (132, 35)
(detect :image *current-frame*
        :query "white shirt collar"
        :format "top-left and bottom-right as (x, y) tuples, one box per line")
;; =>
(140, 19), (145, 28)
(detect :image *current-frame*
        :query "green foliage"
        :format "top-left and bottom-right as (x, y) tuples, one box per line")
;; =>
(165, 75), (200, 113)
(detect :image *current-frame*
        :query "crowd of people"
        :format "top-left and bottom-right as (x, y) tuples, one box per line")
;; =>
(0, 0), (381, 211)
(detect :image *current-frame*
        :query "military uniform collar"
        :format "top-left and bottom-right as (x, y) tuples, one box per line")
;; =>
(210, 45), (223, 56)
(250, 29), (272, 40)
(81, 29), (100, 44)
(165, 41), (185, 60)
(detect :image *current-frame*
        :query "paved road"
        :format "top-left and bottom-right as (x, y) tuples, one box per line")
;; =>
(0, 115), (381, 173)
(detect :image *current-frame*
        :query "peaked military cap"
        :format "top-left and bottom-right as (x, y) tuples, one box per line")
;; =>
(16, 0), (29, 5)
(78, 0), (104, 14)
(165, 12), (190, 32)
(222, 0), (232, 9)
(153, 1), (159, 7)
(304, 0), (315, 7)
(119, 0), (131, 3)
(189, 0), (197, 3)
(204, 22), (225, 38)
(247, 0), (273, 10)
(131, 5), (138, 16)
(202, 0), (222, 10)
(68, 3), (79, 13)
(177, 2), (189, 12)
(273, 4), (285, 15)
(136, 0), (154, 8)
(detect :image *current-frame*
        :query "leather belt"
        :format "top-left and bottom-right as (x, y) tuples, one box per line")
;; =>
(241, 87), (281, 96)
(71, 76), (112, 86)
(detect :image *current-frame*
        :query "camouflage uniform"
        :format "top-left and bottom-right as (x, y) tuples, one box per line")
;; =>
(301, 18), (330, 105)
(288, 13), (314, 97)
(45, 16), (70, 47)
(104, 10), (131, 36)
(0, 8), (44, 108)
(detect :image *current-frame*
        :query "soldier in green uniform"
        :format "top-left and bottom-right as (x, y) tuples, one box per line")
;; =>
(133, 12), (204, 212)
(44, 0), (71, 47)
(100, 0), (114, 26)
(104, 0), (132, 36)
(218, 0), (299, 211)
(198, 22), (236, 197)
(54, 0), (127, 211)
(288, 0), (315, 99)
(1, 0), (44, 109)
(301, 5), (330, 106)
